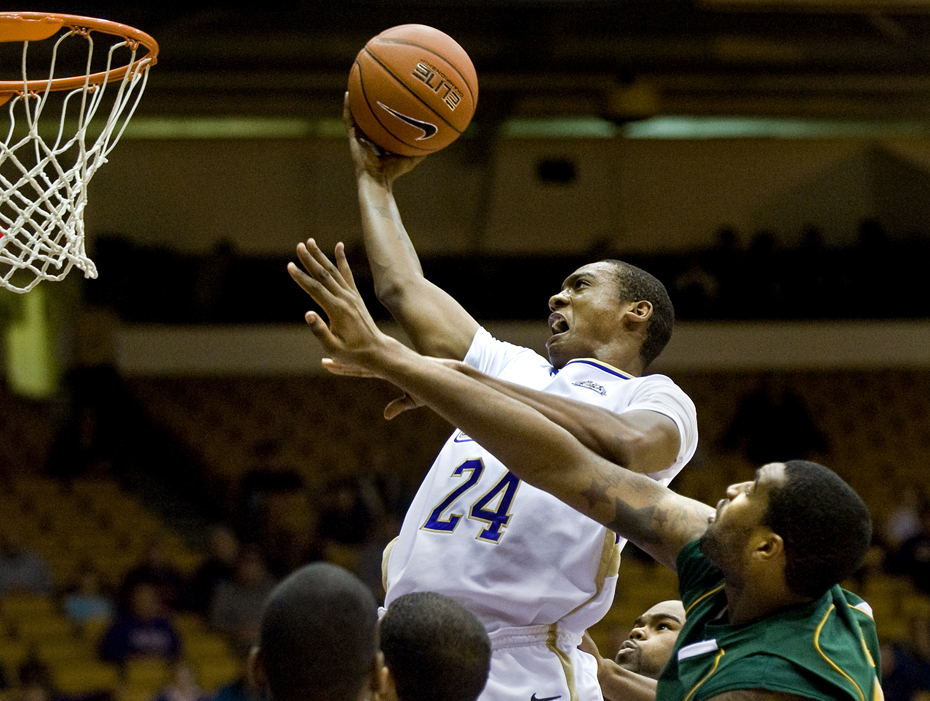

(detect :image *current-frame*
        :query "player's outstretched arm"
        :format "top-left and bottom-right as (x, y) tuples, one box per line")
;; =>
(345, 94), (479, 360)
(288, 240), (713, 570)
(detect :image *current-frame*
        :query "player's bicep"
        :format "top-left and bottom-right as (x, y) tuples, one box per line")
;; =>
(608, 409), (682, 476)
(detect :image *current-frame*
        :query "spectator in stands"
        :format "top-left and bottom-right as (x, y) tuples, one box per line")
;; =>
(154, 661), (211, 701)
(238, 441), (303, 545)
(0, 526), (53, 597)
(881, 615), (930, 701)
(98, 581), (181, 667)
(214, 652), (263, 701)
(247, 562), (383, 701)
(184, 523), (239, 615)
(886, 502), (930, 596)
(580, 600), (686, 701)
(209, 544), (276, 652)
(118, 537), (186, 613)
(881, 485), (930, 553)
(316, 476), (376, 550)
(62, 562), (115, 626)
(10, 657), (59, 701)
(721, 373), (829, 466)
(378, 591), (491, 701)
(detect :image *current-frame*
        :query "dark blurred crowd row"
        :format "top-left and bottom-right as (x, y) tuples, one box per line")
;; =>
(86, 218), (930, 324)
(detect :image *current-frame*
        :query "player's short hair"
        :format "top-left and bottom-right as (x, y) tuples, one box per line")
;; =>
(258, 563), (377, 701)
(380, 592), (491, 701)
(601, 259), (674, 368)
(764, 460), (872, 599)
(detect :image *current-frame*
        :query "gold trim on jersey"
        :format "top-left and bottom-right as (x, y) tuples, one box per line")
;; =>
(814, 603), (866, 701)
(563, 357), (636, 379)
(381, 536), (400, 594)
(683, 649), (726, 701)
(564, 529), (621, 619)
(684, 583), (725, 615)
(547, 623), (579, 701)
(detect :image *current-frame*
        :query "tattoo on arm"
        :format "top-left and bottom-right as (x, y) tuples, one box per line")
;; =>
(373, 205), (396, 221)
(584, 469), (709, 566)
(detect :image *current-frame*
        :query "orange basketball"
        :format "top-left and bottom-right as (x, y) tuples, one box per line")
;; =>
(347, 24), (478, 156)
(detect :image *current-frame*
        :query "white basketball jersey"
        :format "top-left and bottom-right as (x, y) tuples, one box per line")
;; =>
(383, 327), (698, 635)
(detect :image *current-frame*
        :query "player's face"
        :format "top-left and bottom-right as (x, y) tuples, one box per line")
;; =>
(700, 463), (786, 576)
(614, 600), (686, 679)
(545, 262), (635, 369)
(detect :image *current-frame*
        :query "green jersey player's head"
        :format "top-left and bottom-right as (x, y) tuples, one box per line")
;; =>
(700, 460), (872, 600)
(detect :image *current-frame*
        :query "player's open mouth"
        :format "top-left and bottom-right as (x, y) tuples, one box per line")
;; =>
(548, 313), (569, 336)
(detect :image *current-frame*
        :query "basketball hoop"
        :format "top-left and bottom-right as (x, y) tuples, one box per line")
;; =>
(0, 12), (158, 293)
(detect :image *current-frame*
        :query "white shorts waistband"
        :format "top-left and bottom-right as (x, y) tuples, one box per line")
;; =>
(488, 623), (583, 652)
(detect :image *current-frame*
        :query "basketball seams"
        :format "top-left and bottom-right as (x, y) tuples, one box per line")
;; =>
(360, 48), (466, 136)
(347, 24), (477, 156)
(353, 57), (434, 155)
(371, 38), (477, 104)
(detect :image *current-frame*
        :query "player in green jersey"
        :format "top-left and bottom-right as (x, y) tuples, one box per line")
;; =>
(287, 239), (881, 701)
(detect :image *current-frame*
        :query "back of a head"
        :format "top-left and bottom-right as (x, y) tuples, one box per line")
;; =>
(259, 563), (377, 701)
(380, 592), (490, 701)
(765, 460), (873, 599)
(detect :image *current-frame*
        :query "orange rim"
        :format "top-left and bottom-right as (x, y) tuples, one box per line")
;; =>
(0, 11), (158, 98)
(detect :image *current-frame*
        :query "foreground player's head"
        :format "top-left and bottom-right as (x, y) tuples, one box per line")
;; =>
(249, 563), (382, 701)
(380, 591), (491, 701)
(614, 599), (686, 680)
(701, 460), (872, 600)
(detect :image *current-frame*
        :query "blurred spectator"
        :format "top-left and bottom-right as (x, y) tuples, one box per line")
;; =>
(238, 441), (303, 544)
(881, 616), (930, 701)
(886, 503), (930, 596)
(671, 251), (720, 320)
(98, 581), (181, 667)
(118, 537), (186, 612)
(882, 486), (930, 553)
(721, 373), (829, 465)
(153, 662), (212, 701)
(316, 476), (376, 549)
(184, 524), (239, 615)
(208, 545), (276, 652)
(0, 526), (53, 597)
(214, 653), (264, 701)
(62, 563), (115, 626)
(9, 657), (69, 701)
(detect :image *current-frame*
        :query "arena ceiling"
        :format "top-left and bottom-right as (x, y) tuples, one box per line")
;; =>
(31, 1), (930, 125)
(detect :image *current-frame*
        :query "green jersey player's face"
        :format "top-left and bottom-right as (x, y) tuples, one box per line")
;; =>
(699, 462), (787, 576)
(546, 262), (640, 370)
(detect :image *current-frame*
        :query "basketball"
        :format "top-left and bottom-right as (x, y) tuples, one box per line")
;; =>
(347, 24), (478, 156)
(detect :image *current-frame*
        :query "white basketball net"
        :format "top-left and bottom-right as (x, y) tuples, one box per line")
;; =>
(0, 23), (155, 293)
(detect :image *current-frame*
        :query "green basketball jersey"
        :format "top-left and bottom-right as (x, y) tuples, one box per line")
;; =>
(656, 540), (883, 701)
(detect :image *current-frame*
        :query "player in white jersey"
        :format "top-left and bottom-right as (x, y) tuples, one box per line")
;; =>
(333, 97), (699, 701)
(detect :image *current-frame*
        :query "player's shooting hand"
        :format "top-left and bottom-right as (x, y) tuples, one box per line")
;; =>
(343, 92), (426, 184)
(287, 239), (397, 375)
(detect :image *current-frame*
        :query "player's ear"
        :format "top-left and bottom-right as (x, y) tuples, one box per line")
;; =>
(247, 646), (267, 691)
(369, 651), (393, 701)
(753, 530), (784, 562)
(624, 300), (653, 323)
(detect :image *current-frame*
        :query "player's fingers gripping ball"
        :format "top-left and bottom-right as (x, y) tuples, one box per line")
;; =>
(347, 24), (478, 156)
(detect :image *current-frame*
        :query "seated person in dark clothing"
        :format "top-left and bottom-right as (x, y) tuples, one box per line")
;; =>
(183, 524), (239, 615)
(99, 581), (181, 667)
(118, 538), (186, 613)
